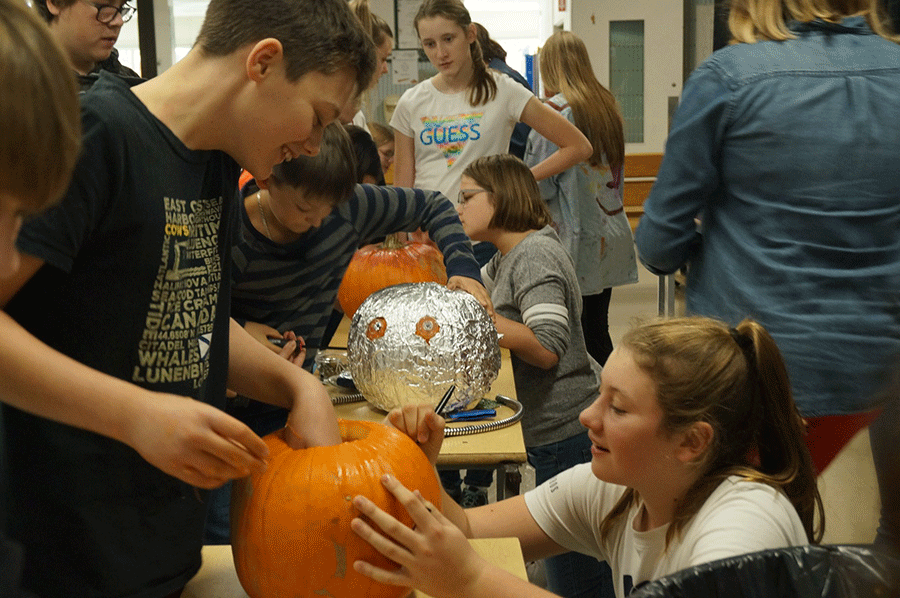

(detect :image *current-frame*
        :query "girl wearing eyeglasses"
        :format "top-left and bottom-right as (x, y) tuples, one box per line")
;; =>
(454, 153), (602, 517)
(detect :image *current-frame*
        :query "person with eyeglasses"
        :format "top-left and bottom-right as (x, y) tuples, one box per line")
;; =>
(35, 0), (140, 92)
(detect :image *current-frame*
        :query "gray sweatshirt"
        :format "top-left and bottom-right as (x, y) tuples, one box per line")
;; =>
(482, 225), (599, 447)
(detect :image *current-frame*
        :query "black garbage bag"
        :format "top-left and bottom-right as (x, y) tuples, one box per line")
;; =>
(630, 544), (900, 598)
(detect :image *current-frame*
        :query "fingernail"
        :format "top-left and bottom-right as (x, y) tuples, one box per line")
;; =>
(381, 474), (394, 484)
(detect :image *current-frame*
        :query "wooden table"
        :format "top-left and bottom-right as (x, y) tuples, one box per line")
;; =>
(182, 538), (527, 598)
(327, 318), (527, 500)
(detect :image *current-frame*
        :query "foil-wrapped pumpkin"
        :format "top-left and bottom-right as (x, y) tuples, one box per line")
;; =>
(347, 282), (500, 412)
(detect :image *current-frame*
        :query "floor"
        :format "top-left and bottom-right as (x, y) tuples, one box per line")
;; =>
(494, 260), (881, 556)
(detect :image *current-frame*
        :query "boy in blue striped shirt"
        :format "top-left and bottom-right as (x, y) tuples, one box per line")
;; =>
(205, 122), (489, 543)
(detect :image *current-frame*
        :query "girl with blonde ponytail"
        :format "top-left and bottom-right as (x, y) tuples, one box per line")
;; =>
(351, 316), (822, 598)
(390, 0), (591, 266)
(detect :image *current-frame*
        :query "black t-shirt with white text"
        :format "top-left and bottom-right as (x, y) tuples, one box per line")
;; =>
(5, 72), (239, 598)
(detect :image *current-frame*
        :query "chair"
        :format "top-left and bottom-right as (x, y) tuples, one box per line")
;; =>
(629, 544), (900, 598)
(623, 152), (663, 232)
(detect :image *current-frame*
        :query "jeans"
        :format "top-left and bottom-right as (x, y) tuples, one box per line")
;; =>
(438, 468), (494, 499)
(528, 432), (615, 598)
(203, 405), (289, 545)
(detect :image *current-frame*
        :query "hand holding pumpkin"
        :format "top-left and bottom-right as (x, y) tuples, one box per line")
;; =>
(384, 404), (445, 467)
(447, 275), (494, 317)
(352, 474), (487, 598)
(281, 368), (342, 450)
(126, 391), (269, 489)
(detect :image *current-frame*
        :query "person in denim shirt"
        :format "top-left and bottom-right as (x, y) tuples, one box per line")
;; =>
(635, 0), (900, 553)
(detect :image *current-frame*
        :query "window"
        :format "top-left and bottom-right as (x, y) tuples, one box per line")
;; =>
(610, 20), (644, 143)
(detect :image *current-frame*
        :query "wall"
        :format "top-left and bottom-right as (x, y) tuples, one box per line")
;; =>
(115, 0), (711, 157)
(571, 0), (683, 154)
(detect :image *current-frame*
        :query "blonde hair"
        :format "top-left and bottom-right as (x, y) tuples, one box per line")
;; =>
(462, 154), (551, 233)
(539, 31), (624, 173)
(349, 0), (393, 48)
(599, 317), (824, 547)
(728, 0), (900, 43)
(0, 0), (80, 210)
(414, 0), (497, 107)
(368, 121), (393, 148)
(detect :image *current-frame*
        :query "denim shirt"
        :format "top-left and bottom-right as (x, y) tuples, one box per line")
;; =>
(635, 17), (900, 416)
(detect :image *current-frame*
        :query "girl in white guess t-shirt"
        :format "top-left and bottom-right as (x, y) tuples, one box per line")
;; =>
(390, 0), (590, 226)
(351, 316), (824, 598)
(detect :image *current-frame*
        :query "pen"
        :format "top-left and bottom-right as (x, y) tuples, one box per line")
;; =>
(268, 337), (311, 350)
(434, 385), (455, 416)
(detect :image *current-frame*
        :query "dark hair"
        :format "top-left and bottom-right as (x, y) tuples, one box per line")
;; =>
(2, 0), (80, 208)
(414, 0), (497, 107)
(599, 317), (824, 547)
(268, 122), (356, 203)
(344, 124), (384, 185)
(462, 154), (551, 233)
(195, 0), (376, 92)
(473, 22), (506, 63)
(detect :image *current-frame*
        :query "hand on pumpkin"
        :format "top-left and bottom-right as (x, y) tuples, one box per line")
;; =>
(281, 368), (342, 450)
(127, 392), (269, 489)
(384, 404), (445, 467)
(352, 474), (486, 598)
(447, 276), (494, 317)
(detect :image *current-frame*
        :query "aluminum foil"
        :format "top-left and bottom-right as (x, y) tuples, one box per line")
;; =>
(347, 282), (501, 412)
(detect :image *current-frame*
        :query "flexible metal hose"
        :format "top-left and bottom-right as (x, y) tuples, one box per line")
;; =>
(330, 393), (524, 437)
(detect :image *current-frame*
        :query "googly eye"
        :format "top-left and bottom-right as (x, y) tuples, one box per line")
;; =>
(366, 317), (387, 340)
(415, 316), (440, 344)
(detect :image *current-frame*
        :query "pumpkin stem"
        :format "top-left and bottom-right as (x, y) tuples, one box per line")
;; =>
(381, 233), (406, 250)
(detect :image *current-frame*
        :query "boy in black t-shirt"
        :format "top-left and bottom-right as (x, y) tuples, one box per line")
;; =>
(0, 1), (376, 596)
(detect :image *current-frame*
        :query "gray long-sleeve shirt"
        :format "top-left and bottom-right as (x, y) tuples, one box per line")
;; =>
(482, 226), (599, 447)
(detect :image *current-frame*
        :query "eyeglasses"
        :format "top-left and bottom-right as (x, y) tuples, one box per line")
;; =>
(458, 188), (487, 205)
(80, 0), (135, 24)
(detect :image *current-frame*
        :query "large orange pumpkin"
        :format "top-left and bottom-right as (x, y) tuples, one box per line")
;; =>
(337, 233), (447, 318)
(231, 419), (442, 598)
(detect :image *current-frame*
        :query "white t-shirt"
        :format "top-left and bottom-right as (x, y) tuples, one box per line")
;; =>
(351, 109), (369, 133)
(524, 464), (809, 597)
(390, 70), (533, 204)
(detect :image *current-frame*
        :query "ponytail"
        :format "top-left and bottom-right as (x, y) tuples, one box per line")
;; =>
(469, 37), (497, 107)
(414, 0), (497, 107)
(732, 320), (824, 543)
(349, 0), (393, 47)
(599, 317), (824, 548)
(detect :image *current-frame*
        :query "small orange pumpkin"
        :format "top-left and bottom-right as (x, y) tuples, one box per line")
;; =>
(337, 233), (448, 318)
(231, 419), (442, 598)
